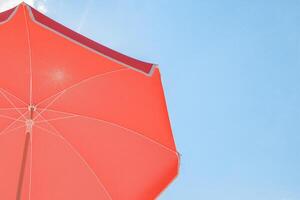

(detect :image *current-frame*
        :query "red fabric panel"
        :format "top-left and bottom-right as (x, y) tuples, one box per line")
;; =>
(29, 7), (154, 74)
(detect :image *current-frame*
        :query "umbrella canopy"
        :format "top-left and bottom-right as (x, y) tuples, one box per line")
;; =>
(0, 3), (179, 200)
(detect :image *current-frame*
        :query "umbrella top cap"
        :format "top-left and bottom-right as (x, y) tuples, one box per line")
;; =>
(28, 105), (36, 111)
(28, 105), (37, 112)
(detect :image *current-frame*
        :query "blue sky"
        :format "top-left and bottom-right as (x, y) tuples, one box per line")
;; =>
(2, 0), (300, 199)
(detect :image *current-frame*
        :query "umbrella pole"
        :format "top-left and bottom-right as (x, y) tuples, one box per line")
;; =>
(16, 106), (34, 200)
(16, 132), (30, 200)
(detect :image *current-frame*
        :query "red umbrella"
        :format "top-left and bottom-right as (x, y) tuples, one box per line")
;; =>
(0, 3), (179, 200)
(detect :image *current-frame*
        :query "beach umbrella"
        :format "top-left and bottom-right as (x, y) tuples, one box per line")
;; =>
(0, 3), (179, 200)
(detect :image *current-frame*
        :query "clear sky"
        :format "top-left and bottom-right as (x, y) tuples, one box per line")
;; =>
(2, 0), (300, 199)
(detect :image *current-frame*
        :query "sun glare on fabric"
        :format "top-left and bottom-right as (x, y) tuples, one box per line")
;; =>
(49, 68), (70, 88)
(52, 69), (66, 82)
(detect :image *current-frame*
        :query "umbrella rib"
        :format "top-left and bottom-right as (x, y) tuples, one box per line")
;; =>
(37, 108), (178, 156)
(0, 114), (26, 122)
(35, 115), (78, 123)
(35, 68), (129, 108)
(0, 124), (26, 137)
(23, 5), (33, 106)
(0, 110), (29, 137)
(34, 124), (113, 200)
(0, 88), (28, 106)
(0, 107), (27, 111)
(34, 111), (112, 199)
(33, 91), (66, 120)
(0, 89), (27, 120)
